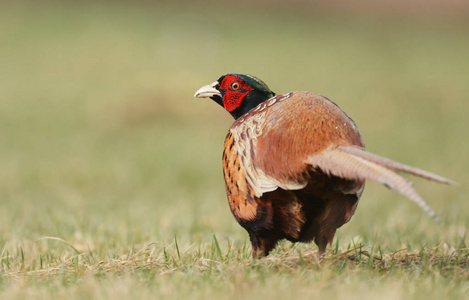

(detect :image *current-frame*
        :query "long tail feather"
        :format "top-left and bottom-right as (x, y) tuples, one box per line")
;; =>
(307, 146), (447, 222)
(337, 146), (456, 185)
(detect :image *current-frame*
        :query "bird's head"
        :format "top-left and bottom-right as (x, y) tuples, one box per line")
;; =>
(194, 74), (275, 119)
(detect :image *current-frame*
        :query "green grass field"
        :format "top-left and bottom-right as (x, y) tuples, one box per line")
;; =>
(1, 1), (468, 299)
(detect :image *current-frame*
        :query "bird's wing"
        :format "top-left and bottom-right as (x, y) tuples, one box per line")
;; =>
(250, 92), (366, 195)
(306, 145), (454, 222)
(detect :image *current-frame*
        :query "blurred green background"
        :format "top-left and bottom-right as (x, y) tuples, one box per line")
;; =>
(0, 0), (468, 268)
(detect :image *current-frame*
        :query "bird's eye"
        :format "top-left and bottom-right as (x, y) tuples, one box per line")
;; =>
(231, 81), (241, 91)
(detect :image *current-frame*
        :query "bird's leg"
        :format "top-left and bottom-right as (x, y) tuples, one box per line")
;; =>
(314, 231), (335, 255)
(249, 233), (278, 258)
(315, 235), (329, 255)
(249, 234), (265, 258)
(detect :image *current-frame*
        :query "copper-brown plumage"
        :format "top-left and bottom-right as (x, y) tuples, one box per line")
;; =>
(195, 74), (455, 258)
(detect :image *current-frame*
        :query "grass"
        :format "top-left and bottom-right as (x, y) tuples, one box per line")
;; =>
(2, 239), (468, 299)
(0, 1), (468, 299)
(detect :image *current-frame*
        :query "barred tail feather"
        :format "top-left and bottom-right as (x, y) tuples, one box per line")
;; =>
(306, 146), (454, 223)
(337, 146), (456, 185)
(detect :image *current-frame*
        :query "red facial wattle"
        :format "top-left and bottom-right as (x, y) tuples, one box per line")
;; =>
(218, 76), (254, 112)
(223, 91), (249, 112)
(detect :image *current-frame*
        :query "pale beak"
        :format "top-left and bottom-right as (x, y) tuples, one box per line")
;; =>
(194, 81), (221, 98)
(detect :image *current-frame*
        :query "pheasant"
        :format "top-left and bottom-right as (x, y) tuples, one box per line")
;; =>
(194, 74), (454, 258)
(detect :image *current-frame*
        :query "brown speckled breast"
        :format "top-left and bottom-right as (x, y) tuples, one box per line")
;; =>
(222, 131), (259, 222)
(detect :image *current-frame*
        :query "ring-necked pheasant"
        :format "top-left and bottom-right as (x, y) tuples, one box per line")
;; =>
(194, 74), (454, 258)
